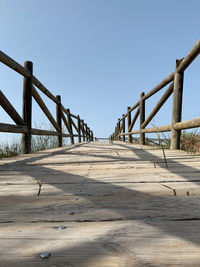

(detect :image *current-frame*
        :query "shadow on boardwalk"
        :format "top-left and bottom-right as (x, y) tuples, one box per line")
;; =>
(0, 141), (200, 266)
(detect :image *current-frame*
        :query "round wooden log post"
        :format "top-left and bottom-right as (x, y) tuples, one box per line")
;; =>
(140, 92), (145, 145)
(122, 114), (125, 142)
(77, 115), (81, 143)
(85, 124), (87, 141)
(22, 61), (33, 154)
(88, 127), (91, 141)
(118, 119), (121, 141)
(85, 123), (88, 141)
(56, 95), (62, 147)
(127, 106), (132, 143)
(90, 130), (92, 141)
(66, 108), (74, 145)
(87, 126), (90, 141)
(82, 120), (86, 142)
(115, 126), (117, 140)
(171, 59), (184, 150)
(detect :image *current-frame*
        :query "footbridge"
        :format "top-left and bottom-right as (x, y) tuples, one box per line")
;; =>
(0, 40), (200, 266)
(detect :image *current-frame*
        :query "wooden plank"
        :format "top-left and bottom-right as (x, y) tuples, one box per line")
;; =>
(1, 142), (200, 266)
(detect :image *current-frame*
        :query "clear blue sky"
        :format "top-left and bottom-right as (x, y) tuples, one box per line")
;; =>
(0, 0), (200, 141)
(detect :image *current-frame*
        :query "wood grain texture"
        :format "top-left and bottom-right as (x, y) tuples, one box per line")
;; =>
(1, 141), (200, 266)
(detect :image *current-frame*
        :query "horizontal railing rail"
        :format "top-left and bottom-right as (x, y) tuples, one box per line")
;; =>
(110, 39), (200, 150)
(0, 51), (94, 153)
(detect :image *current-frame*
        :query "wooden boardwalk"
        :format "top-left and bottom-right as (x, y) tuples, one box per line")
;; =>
(1, 141), (200, 266)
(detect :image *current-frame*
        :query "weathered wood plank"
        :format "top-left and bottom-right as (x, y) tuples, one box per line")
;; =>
(0, 123), (28, 133)
(0, 142), (200, 266)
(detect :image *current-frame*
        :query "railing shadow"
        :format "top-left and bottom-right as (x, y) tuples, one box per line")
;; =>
(0, 141), (200, 265)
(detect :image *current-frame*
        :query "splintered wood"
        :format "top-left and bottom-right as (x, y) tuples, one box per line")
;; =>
(0, 141), (200, 266)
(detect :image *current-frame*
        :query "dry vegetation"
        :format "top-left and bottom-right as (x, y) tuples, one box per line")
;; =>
(0, 129), (200, 160)
(0, 123), (69, 159)
(180, 130), (200, 154)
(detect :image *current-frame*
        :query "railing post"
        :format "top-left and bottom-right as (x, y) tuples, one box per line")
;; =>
(77, 115), (81, 143)
(89, 130), (92, 141)
(22, 61), (33, 154)
(122, 114), (125, 142)
(82, 120), (86, 142)
(91, 131), (94, 141)
(171, 58), (184, 150)
(66, 108), (74, 145)
(56, 95), (62, 147)
(140, 92), (145, 145)
(88, 127), (91, 141)
(85, 124), (89, 141)
(118, 119), (121, 141)
(88, 126), (90, 141)
(114, 126), (116, 140)
(86, 123), (90, 141)
(127, 106), (132, 143)
(88, 127), (90, 141)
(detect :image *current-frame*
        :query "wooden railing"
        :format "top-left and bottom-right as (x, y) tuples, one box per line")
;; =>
(0, 52), (94, 153)
(110, 39), (200, 150)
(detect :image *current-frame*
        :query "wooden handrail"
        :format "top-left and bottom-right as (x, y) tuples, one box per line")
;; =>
(0, 51), (94, 152)
(71, 117), (79, 133)
(0, 123), (28, 133)
(112, 39), (200, 149)
(177, 40), (200, 73)
(0, 90), (25, 126)
(128, 107), (140, 132)
(141, 82), (174, 129)
(32, 86), (61, 132)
